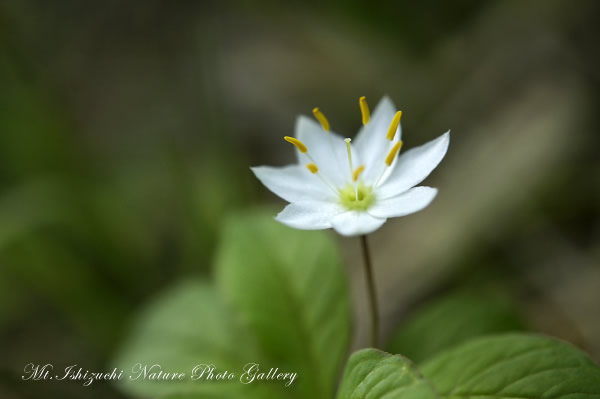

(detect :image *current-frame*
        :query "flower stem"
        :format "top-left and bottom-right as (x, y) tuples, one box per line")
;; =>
(360, 235), (379, 348)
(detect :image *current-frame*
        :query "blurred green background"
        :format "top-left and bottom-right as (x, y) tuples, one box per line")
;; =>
(1, 0), (599, 398)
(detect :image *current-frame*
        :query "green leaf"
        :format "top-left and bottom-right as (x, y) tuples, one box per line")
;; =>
(113, 280), (280, 399)
(215, 210), (351, 399)
(336, 349), (437, 399)
(421, 333), (600, 398)
(113, 210), (351, 399)
(388, 291), (525, 362)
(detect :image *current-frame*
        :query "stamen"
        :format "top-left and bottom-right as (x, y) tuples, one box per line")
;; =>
(359, 96), (370, 125)
(306, 163), (319, 174)
(284, 136), (308, 153)
(385, 140), (403, 166)
(386, 111), (402, 140)
(284, 137), (337, 195)
(312, 107), (330, 131)
(353, 165), (365, 182)
(305, 162), (338, 195)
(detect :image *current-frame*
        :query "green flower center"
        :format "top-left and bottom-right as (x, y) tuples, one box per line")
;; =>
(339, 183), (375, 211)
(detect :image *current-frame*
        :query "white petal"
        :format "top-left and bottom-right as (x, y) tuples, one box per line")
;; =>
(353, 96), (402, 185)
(251, 165), (332, 203)
(275, 200), (344, 230)
(295, 116), (359, 187)
(330, 211), (387, 236)
(377, 131), (450, 199)
(369, 186), (438, 218)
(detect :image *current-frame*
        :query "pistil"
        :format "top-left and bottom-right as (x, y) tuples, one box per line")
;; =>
(344, 138), (358, 200)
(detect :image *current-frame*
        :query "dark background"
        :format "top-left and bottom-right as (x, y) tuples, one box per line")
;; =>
(1, 1), (599, 398)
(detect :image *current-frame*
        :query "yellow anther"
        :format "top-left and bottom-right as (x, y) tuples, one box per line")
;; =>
(312, 107), (330, 131)
(284, 136), (308, 153)
(306, 163), (319, 174)
(352, 165), (365, 181)
(386, 111), (402, 141)
(385, 140), (403, 166)
(359, 96), (370, 125)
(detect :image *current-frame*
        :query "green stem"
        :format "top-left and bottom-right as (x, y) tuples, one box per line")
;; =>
(360, 235), (379, 347)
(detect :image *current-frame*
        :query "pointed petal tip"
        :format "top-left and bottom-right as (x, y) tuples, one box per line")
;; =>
(249, 165), (263, 177)
(250, 165), (279, 177)
(425, 186), (439, 201)
(439, 130), (451, 146)
(274, 211), (294, 229)
(418, 185), (439, 197)
(430, 130), (451, 154)
(440, 131), (451, 152)
(378, 95), (395, 108)
(369, 186), (439, 219)
(295, 114), (320, 137)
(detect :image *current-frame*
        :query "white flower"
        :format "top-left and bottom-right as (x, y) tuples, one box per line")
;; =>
(251, 96), (450, 236)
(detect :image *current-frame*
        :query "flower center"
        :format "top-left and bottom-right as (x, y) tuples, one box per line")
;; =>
(283, 96), (406, 212)
(339, 183), (375, 211)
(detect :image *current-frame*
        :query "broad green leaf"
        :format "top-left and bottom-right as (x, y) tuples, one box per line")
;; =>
(388, 291), (524, 362)
(215, 210), (351, 399)
(113, 280), (280, 399)
(114, 210), (351, 399)
(336, 349), (437, 399)
(421, 333), (600, 398)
